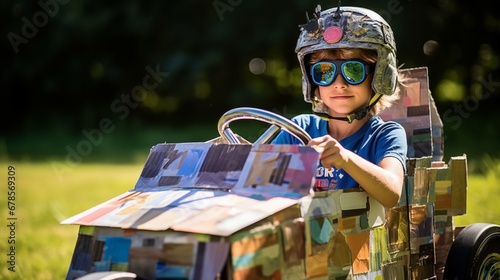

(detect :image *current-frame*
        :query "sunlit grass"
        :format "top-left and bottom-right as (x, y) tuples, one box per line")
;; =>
(454, 156), (500, 226)
(0, 160), (499, 279)
(0, 161), (142, 280)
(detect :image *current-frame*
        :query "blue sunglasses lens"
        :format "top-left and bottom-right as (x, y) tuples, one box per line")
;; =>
(312, 62), (336, 86)
(342, 61), (365, 84)
(311, 60), (368, 86)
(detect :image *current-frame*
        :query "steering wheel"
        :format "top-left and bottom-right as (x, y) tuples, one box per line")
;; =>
(217, 107), (312, 145)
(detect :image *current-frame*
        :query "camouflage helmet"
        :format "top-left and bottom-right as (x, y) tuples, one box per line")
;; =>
(296, 5), (398, 116)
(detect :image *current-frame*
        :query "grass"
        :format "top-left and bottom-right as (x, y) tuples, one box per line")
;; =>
(454, 156), (500, 226)
(0, 158), (499, 280)
(0, 161), (143, 280)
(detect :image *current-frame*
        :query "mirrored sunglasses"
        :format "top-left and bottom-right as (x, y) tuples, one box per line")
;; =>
(310, 59), (374, 86)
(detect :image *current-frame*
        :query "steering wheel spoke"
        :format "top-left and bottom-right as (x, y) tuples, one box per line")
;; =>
(217, 107), (311, 145)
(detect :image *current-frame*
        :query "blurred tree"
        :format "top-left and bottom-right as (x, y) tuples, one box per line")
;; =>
(1, 0), (499, 158)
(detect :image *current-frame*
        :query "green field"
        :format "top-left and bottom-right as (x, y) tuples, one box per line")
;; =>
(0, 162), (142, 280)
(0, 160), (499, 280)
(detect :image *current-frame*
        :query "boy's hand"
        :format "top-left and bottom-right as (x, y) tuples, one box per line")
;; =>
(309, 135), (349, 170)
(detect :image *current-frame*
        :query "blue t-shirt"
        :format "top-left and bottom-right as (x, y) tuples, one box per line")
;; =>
(272, 114), (407, 191)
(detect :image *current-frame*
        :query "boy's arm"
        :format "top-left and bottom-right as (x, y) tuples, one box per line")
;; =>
(341, 151), (403, 208)
(310, 135), (404, 208)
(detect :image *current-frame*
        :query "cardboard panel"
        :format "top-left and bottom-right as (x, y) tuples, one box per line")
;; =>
(380, 67), (433, 158)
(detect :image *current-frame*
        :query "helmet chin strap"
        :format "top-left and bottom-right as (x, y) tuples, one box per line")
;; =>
(313, 93), (382, 124)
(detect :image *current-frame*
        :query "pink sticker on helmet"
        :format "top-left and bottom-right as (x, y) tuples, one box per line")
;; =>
(323, 26), (343, 43)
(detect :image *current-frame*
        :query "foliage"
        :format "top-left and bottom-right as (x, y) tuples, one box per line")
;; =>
(2, 1), (500, 145)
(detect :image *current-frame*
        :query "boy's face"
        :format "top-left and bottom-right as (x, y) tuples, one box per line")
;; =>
(316, 50), (374, 117)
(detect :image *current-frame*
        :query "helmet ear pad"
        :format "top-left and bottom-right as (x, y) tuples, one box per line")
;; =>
(301, 48), (398, 100)
(372, 47), (398, 96)
(296, 6), (400, 104)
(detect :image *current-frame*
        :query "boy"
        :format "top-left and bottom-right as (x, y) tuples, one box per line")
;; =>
(272, 5), (407, 208)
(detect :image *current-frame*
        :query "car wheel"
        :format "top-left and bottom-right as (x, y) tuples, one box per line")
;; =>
(443, 223), (500, 280)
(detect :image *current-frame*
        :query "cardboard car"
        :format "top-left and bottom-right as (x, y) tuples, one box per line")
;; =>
(62, 68), (500, 280)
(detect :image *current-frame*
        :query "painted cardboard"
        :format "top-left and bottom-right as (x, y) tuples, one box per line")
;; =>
(63, 67), (468, 280)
